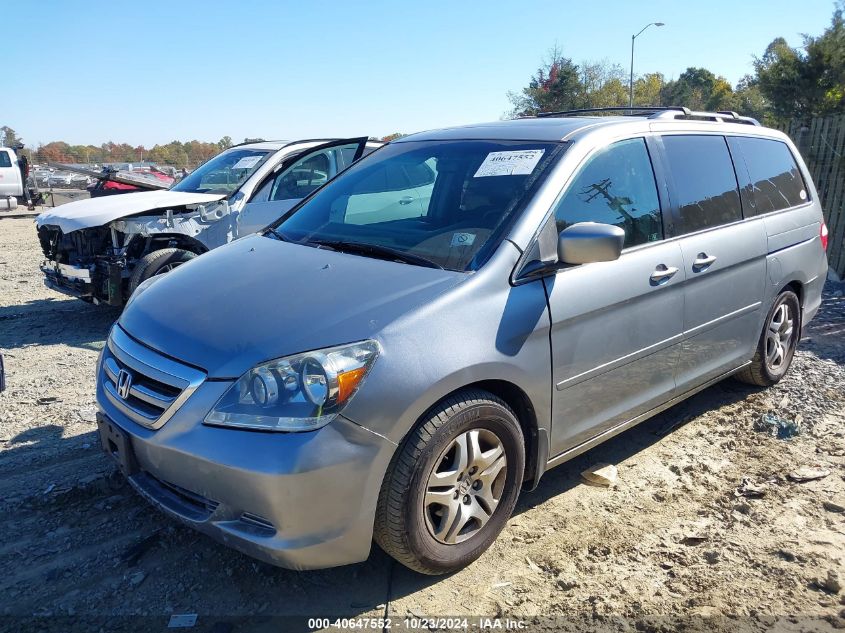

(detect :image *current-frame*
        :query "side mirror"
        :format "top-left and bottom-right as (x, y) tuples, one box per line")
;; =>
(558, 222), (625, 265)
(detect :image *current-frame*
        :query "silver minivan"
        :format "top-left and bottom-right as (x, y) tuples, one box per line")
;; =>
(95, 107), (829, 574)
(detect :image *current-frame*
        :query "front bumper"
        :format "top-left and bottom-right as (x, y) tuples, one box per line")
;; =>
(42, 259), (126, 305)
(41, 261), (94, 299)
(95, 338), (396, 570)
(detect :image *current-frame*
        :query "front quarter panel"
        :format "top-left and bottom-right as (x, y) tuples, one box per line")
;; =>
(341, 242), (553, 449)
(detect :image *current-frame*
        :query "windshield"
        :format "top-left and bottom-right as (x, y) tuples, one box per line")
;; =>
(171, 147), (272, 194)
(271, 140), (562, 271)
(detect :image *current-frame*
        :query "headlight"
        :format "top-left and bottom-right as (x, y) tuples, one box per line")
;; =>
(204, 340), (380, 432)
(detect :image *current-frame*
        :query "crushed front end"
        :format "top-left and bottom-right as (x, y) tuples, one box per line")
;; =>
(37, 224), (127, 305)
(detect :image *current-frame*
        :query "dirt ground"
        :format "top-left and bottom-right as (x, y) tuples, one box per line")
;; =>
(1, 216), (844, 632)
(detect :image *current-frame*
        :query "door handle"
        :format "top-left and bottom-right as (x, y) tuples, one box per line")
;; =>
(650, 264), (679, 284)
(399, 196), (415, 205)
(692, 253), (717, 271)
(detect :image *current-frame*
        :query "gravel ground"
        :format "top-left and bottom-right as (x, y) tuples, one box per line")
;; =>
(1, 216), (844, 632)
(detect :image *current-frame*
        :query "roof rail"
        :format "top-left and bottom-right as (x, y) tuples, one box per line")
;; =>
(649, 108), (761, 126)
(535, 106), (688, 118)
(535, 105), (760, 126)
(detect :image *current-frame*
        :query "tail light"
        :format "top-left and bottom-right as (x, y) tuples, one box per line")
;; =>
(820, 221), (829, 251)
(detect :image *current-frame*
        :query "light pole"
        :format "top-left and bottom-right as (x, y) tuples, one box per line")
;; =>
(629, 22), (664, 109)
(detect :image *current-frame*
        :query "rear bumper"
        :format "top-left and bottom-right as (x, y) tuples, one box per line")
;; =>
(801, 258), (828, 327)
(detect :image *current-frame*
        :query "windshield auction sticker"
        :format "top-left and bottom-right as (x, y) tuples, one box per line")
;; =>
(474, 149), (545, 177)
(231, 156), (263, 170)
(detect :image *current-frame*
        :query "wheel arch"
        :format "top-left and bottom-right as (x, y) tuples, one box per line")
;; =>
(398, 379), (545, 493)
(128, 233), (210, 258)
(781, 280), (805, 336)
(783, 280), (804, 308)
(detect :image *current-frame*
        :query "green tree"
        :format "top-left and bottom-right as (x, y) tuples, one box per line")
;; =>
(660, 67), (736, 111)
(733, 75), (772, 124)
(633, 73), (665, 106)
(1, 126), (22, 147)
(579, 60), (628, 107)
(754, 3), (845, 121)
(218, 136), (233, 149)
(507, 47), (583, 116)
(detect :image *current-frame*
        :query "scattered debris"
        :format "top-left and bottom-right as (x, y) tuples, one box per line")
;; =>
(822, 499), (845, 513)
(77, 406), (97, 423)
(556, 576), (579, 591)
(581, 463), (618, 487)
(704, 550), (721, 564)
(777, 549), (798, 562)
(788, 466), (831, 483)
(735, 477), (769, 498)
(525, 556), (543, 573)
(754, 413), (801, 439)
(491, 581), (512, 589)
(128, 571), (146, 587)
(36, 397), (60, 405)
(168, 614), (198, 628)
(815, 570), (842, 594)
(680, 533), (710, 546)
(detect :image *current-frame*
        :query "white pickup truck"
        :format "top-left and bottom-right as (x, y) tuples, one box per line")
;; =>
(0, 146), (24, 210)
(35, 138), (382, 306)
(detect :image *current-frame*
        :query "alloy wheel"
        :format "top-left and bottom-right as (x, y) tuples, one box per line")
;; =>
(423, 428), (507, 545)
(765, 301), (795, 370)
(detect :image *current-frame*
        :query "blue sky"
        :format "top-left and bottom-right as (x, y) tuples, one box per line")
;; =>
(5, 0), (837, 147)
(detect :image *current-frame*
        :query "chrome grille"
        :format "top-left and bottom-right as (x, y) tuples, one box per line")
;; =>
(101, 326), (205, 429)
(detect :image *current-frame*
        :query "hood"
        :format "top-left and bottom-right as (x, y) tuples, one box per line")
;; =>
(35, 190), (225, 233)
(119, 235), (465, 378)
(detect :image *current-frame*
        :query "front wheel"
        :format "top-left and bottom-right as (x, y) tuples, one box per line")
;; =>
(128, 248), (196, 295)
(735, 289), (801, 387)
(374, 389), (524, 575)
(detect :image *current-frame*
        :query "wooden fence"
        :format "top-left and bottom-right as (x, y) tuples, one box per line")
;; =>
(781, 115), (845, 278)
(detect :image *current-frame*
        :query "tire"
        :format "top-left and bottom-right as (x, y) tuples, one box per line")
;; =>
(374, 389), (525, 575)
(128, 248), (196, 294)
(735, 289), (801, 387)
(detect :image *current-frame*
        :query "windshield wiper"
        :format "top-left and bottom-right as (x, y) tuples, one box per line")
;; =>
(265, 226), (289, 242)
(307, 239), (443, 269)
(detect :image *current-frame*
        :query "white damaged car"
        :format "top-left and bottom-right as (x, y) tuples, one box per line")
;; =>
(36, 138), (380, 305)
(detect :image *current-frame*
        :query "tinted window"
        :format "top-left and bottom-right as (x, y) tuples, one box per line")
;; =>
(355, 163), (412, 194)
(553, 138), (662, 248)
(405, 161), (436, 188)
(271, 152), (329, 201)
(732, 137), (807, 215)
(662, 135), (742, 234)
(0, 152), (11, 168)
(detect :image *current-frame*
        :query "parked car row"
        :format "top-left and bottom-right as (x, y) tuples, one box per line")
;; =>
(46, 171), (93, 188)
(36, 108), (829, 575)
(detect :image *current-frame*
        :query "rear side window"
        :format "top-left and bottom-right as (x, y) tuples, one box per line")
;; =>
(553, 138), (662, 248)
(662, 135), (742, 234)
(731, 137), (807, 215)
(0, 152), (11, 168)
